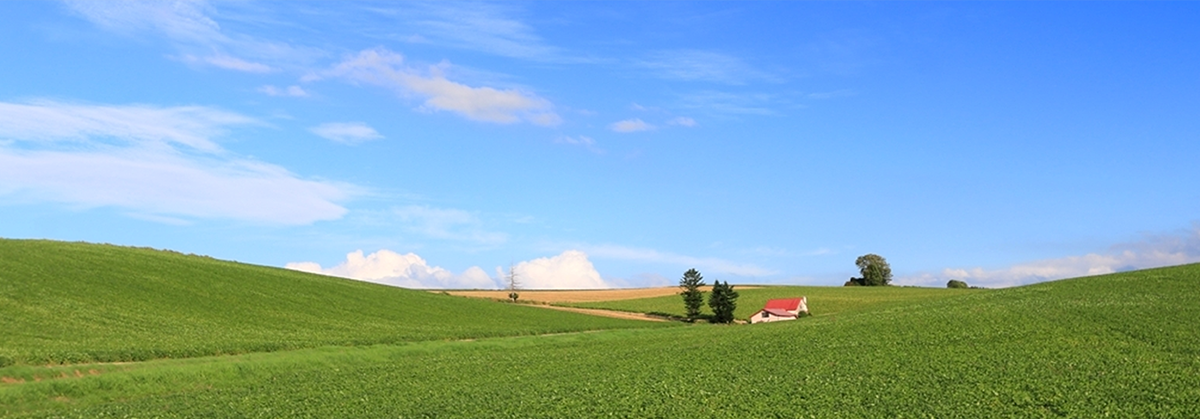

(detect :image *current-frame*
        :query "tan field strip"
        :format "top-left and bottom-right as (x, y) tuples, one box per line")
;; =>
(533, 305), (670, 322)
(441, 285), (760, 304)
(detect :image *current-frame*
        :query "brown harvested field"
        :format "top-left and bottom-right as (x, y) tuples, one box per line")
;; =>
(441, 285), (759, 304)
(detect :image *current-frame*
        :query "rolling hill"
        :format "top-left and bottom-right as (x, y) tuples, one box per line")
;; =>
(0, 239), (668, 366)
(2, 239), (1198, 417)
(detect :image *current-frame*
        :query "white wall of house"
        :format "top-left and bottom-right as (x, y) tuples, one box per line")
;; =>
(750, 311), (796, 324)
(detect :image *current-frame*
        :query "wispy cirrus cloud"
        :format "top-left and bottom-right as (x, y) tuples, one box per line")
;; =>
(637, 50), (779, 85)
(609, 118), (655, 133)
(64, 0), (319, 73)
(318, 48), (561, 125)
(0, 100), (356, 224)
(390, 205), (508, 246)
(897, 226), (1200, 288)
(310, 122), (383, 145)
(678, 90), (780, 116)
(258, 85), (309, 97)
(367, 2), (572, 62)
(577, 243), (777, 277)
(555, 135), (603, 154)
(666, 116), (697, 127)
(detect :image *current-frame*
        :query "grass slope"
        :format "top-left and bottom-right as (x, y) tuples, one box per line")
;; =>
(4, 263), (1199, 417)
(564, 284), (972, 320)
(0, 239), (668, 366)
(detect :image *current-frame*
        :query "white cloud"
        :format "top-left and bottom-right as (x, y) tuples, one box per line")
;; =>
(637, 50), (777, 84)
(679, 91), (779, 116)
(554, 135), (603, 154)
(897, 226), (1200, 288)
(321, 48), (560, 125)
(287, 249), (497, 289)
(65, 0), (319, 73)
(0, 100), (252, 152)
(505, 250), (610, 289)
(310, 122), (383, 145)
(580, 244), (777, 277)
(391, 205), (507, 246)
(609, 118), (655, 133)
(806, 89), (855, 100)
(258, 85), (309, 97)
(0, 100), (355, 224)
(667, 117), (697, 127)
(184, 54), (275, 73)
(367, 3), (569, 62)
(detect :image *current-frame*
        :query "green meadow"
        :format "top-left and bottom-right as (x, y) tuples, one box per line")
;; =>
(0, 239), (667, 366)
(3, 239), (1199, 417)
(562, 285), (971, 320)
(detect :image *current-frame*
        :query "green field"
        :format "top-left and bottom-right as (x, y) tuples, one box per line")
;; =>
(562, 285), (972, 320)
(0, 239), (668, 366)
(3, 239), (1199, 417)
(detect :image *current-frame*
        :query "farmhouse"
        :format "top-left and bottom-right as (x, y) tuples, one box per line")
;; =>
(749, 297), (808, 324)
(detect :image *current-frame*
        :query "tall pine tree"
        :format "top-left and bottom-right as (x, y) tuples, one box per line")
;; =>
(678, 269), (706, 322)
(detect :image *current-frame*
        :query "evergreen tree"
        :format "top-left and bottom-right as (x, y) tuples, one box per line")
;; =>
(678, 269), (706, 322)
(708, 280), (739, 324)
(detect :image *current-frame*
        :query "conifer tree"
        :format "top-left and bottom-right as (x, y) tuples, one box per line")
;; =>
(678, 269), (705, 322)
(708, 280), (739, 324)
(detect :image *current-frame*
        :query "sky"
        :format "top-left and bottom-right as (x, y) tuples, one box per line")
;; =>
(1, 1), (1198, 289)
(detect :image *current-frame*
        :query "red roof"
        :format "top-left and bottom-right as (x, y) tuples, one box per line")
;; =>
(764, 298), (803, 311)
(761, 308), (797, 317)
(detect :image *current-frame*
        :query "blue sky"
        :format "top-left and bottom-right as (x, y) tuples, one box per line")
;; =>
(1, 1), (1198, 289)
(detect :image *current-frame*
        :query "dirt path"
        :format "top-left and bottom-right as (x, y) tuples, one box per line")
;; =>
(442, 285), (760, 304)
(530, 305), (670, 322)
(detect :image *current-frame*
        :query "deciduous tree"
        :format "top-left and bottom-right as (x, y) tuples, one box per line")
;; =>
(850, 254), (892, 286)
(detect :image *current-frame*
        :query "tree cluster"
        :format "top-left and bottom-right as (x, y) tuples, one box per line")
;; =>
(947, 279), (969, 289)
(679, 269), (739, 323)
(708, 280), (739, 324)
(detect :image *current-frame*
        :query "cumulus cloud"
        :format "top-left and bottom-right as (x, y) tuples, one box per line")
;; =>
(0, 100), (355, 224)
(310, 122), (383, 145)
(287, 249), (497, 289)
(286, 249), (611, 290)
(609, 118), (655, 133)
(320, 48), (560, 125)
(897, 226), (1200, 288)
(580, 244), (776, 277)
(505, 250), (610, 289)
(259, 85), (309, 97)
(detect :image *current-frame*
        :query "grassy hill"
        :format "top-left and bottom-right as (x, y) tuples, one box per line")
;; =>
(0, 239), (668, 366)
(563, 285), (973, 320)
(3, 240), (1198, 417)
